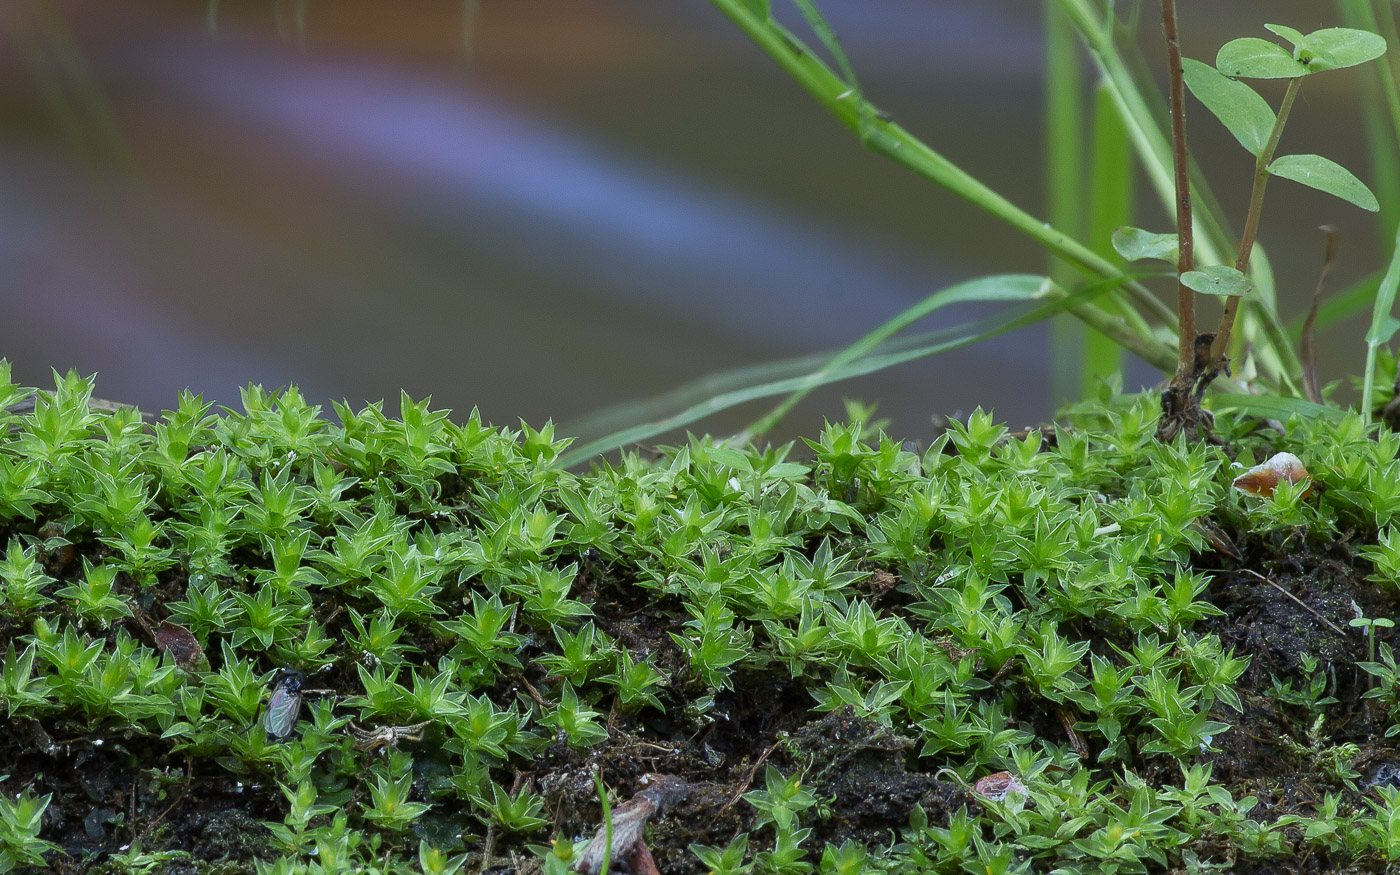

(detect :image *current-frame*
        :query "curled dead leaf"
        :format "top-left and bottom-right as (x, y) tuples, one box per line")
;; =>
(574, 775), (690, 875)
(1230, 452), (1312, 500)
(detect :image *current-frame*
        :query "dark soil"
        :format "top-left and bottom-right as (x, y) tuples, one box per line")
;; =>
(1192, 537), (1400, 874)
(10, 719), (275, 874)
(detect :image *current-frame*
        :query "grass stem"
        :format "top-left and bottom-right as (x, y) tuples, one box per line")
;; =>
(1211, 79), (1302, 366)
(706, 0), (1175, 371)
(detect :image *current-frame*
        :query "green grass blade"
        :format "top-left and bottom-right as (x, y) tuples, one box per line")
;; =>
(705, 0), (1176, 370)
(6, 0), (138, 179)
(1085, 79), (1133, 398)
(557, 275), (1138, 467)
(1339, 0), (1400, 246)
(1208, 394), (1344, 423)
(1363, 64), (1400, 245)
(595, 769), (612, 875)
(745, 274), (1054, 437)
(1044, 0), (1088, 406)
(786, 0), (872, 135)
(1364, 223), (1400, 425)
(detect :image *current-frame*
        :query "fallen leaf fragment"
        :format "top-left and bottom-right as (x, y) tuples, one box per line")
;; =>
(574, 774), (690, 875)
(973, 771), (1027, 803)
(1231, 452), (1313, 500)
(349, 720), (430, 754)
(153, 621), (205, 669)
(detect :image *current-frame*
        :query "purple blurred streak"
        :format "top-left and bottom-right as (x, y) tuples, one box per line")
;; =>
(112, 33), (1041, 358)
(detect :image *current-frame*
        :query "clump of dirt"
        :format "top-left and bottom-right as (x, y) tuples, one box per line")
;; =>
(779, 710), (969, 849)
(1181, 534), (1400, 872)
(4, 717), (277, 874)
(1203, 539), (1393, 678)
(533, 706), (967, 875)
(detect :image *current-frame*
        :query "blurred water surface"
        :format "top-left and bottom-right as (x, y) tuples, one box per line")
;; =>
(0, 0), (1382, 444)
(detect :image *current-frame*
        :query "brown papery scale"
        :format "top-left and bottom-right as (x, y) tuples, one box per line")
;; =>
(1230, 452), (1313, 499)
(973, 771), (1027, 803)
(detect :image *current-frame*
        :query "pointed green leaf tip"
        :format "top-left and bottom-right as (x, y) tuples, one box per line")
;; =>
(1217, 26), (1385, 79)
(1375, 315), (1400, 347)
(1268, 154), (1380, 211)
(1262, 24), (1309, 51)
(1182, 59), (1275, 156)
(1110, 227), (1178, 263)
(1182, 265), (1252, 297)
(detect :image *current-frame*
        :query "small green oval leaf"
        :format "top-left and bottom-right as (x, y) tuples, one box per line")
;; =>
(1372, 314), (1400, 346)
(1303, 27), (1387, 72)
(1111, 227), (1178, 263)
(1268, 154), (1380, 211)
(1182, 58), (1276, 156)
(1263, 24), (1308, 51)
(1182, 265), (1252, 297)
(1217, 37), (1307, 79)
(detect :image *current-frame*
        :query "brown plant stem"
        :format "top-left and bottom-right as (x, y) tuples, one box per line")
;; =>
(1209, 77), (1302, 367)
(1156, 0), (1214, 440)
(1300, 226), (1338, 404)
(1162, 0), (1195, 380)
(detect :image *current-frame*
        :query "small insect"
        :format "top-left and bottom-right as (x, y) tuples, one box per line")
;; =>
(262, 668), (305, 743)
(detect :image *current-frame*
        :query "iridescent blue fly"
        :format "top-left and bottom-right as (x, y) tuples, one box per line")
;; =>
(263, 668), (305, 743)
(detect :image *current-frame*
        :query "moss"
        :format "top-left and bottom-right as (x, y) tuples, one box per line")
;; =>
(2, 366), (1400, 873)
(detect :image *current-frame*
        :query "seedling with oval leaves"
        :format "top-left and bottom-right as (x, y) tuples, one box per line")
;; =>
(1117, 15), (1386, 434)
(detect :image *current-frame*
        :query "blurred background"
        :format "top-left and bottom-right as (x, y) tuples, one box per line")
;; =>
(0, 0), (1384, 448)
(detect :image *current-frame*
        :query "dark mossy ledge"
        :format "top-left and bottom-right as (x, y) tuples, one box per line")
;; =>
(2, 366), (1400, 874)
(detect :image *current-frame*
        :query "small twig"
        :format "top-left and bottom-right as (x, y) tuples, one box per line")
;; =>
(718, 741), (782, 816)
(1301, 227), (1338, 404)
(1211, 77), (1304, 367)
(516, 672), (550, 708)
(1161, 0), (1196, 382)
(479, 822), (496, 873)
(1058, 707), (1090, 759)
(990, 656), (1017, 686)
(1237, 568), (1347, 637)
(129, 759), (193, 848)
